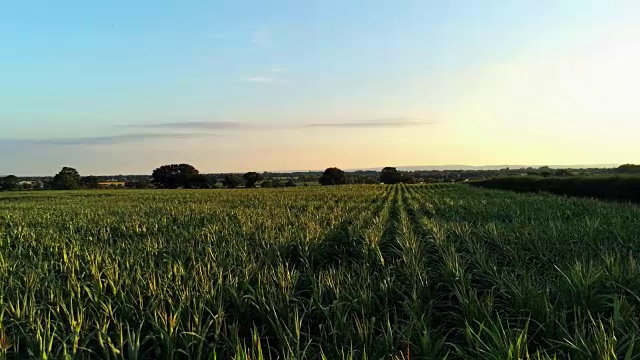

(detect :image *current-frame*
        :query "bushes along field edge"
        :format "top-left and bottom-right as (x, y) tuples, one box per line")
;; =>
(468, 175), (640, 202)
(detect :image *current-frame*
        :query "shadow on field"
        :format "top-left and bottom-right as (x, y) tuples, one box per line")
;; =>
(277, 219), (364, 272)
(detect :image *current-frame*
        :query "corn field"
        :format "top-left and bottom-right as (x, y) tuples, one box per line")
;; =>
(1, 184), (640, 359)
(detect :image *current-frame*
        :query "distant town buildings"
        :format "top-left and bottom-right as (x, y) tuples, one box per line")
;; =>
(97, 181), (126, 188)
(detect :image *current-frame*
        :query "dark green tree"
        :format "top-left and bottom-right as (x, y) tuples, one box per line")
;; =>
(243, 172), (263, 188)
(400, 173), (416, 184)
(184, 174), (212, 189)
(52, 167), (81, 190)
(380, 167), (402, 184)
(81, 176), (100, 189)
(152, 164), (200, 189)
(617, 164), (640, 174)
(125, 180), (151, 189)
(206, 175), (218, 188)
(319, 167), (347, 186)
(0, 175), (18, 191)
(285, 178), (297, 187)
(364, 176), (378, 184)
(223, 174), (245, 188)
(555, 169), (575, 177)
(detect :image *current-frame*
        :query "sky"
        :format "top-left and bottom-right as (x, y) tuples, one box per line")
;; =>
(1, 0), (639, 175)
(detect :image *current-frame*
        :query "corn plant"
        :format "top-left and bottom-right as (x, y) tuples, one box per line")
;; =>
(1, 184), (639, 358)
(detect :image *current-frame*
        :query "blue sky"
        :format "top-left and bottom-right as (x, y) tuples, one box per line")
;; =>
(2, 1), (639, 175)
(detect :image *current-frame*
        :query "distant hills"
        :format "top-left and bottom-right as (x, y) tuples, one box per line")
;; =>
(348, 164), (620, 172)
(271, 164), (621, 173)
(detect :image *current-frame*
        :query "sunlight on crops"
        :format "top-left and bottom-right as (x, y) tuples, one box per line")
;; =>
(1, 185), (640, 359)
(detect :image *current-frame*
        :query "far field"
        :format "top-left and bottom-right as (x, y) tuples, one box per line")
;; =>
(1, 185), (639, 359)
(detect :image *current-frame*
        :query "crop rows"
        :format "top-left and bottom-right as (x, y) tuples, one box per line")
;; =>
(1, 185), (640, 359)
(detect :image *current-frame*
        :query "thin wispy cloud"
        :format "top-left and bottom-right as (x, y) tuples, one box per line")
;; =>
(241, 67), (287, 83)
(122, 118), (429, 131)
(125, 121), (288, 131)
(307, 118), (432, 128)
(1, 133), (207, 146)
(241, 76), (277, 83)
(251, 29), (271, 49)
(129, 121), (246, 130)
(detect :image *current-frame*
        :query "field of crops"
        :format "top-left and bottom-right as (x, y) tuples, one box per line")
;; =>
(1, 185), (640, 359)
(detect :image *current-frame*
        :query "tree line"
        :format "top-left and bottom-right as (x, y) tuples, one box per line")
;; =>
(469, 175), (640, 203)
(319, 167), (415, 185)
(2, 164), (639, 191)
(0, 165), (415, 191)
(148, 164), (297, 189)
(150, 164), (413, 189)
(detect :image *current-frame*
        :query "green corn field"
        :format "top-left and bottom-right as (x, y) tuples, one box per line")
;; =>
(1, 184), (640, 359)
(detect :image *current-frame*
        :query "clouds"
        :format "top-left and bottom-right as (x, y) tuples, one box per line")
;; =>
(251, 29), (272, 49)
(126, 121), (276, 130)
(0, 116), (434, 175)
(128, 121), (246, 130)
(241, 27), (284, 83)
(1, 133), (207, 146)
(240, 76), (278, 83)
(126, 118), (431, 131)
(1, 117), (430, 148)
(307, 118), (431, 128)
(241, 68), (287, 84)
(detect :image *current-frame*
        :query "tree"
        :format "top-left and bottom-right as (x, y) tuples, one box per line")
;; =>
(319, 167), (347, 186)
(125, 180), (151, 189)
(260, 179), (274, 188)
(285, 178), (297, 187)
(243, 172), (263, 188)
(152, 164), (200, 189)
(223, 174), (245, 188)
(184, 174), (212, 189)
(52, 167), (81, 190)
(554, 169), (574, 177)
(0, 175), (18, 191)
(400, 173), (416, 184)
(81, 176), (99, 189)
(205, 175), (218, 188)
(363, 176), (379, 184)
(617, 164), (640, 174)
(380, 167), (402, 184)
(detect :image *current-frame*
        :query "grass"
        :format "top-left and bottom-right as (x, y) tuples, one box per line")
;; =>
(1, 185), (640, 359)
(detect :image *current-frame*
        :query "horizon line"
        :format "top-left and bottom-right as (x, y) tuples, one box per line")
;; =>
(2, 163), (623, 178)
